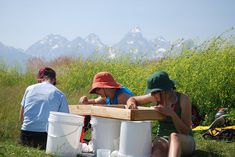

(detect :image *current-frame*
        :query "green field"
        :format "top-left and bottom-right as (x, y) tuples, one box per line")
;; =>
(0, 38), (235, 156)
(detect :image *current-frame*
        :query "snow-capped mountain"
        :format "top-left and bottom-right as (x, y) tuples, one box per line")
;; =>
(85, 33), (105, 50)
(0, 42), (31, 71)
(1, 26), (196, 66)
(24, 27), (172, 60)
(150, 36), (171, 58)
(67, 36), (94, 57)
(113, 27), (153, 56)
(111, 27), (172, 59)
(166, 38), (197, 57)
(26, 33), (107, 59)
(25, 34), (69, 60)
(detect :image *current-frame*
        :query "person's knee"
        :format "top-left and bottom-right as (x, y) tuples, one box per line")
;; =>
(170, 132), (181, 145)
(152, 138), (169, 157)
(153, 137), (169, 150)
(170, 133), (179, 141)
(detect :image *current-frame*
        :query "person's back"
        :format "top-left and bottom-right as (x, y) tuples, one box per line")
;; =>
(21, 82), (68, 132)
(19, 67), (69, 150)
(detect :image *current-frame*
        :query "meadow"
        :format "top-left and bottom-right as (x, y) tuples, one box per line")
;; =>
(0, 38), (235, 156)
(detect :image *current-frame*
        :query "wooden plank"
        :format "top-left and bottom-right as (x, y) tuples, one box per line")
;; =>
(105, 105), (126, 108)
(91, 106), (131, 120)
(68, 105), (166, 121)
(69, 104), (126, 115)
(69, 105), (93, 115)
(131, 109), (166, 121)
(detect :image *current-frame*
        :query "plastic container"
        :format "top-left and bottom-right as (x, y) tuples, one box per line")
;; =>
(46, 112), (84, 157)
(90, 116), (121, 152)
(118, 121), (152, 157)
(97, 149), (111, 157)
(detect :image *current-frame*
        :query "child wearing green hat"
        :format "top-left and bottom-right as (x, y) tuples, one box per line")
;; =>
(127, 71), (195, 157)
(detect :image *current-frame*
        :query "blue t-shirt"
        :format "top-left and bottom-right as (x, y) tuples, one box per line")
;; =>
(106, 86), (134, 104)
(21, 82), (69, 132)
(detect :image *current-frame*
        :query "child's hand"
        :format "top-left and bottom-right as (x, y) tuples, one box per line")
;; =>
(127, 97), (137, 109)
(79, 96), (89, 104)
(154, 105), (174, 117)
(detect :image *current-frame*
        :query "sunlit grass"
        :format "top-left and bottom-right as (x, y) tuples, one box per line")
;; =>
(0, 133), (234, 157)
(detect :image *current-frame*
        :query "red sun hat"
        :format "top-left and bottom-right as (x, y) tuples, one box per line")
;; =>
(89, 72), (122, 94)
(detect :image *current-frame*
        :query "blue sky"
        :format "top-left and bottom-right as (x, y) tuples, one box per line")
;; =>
(0, 0), (235, 50)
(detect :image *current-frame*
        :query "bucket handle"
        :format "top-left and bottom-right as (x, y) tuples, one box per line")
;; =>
(48, 124), (83, 138)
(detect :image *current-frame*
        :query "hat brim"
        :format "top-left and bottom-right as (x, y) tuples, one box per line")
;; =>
(89, 82), (122, 94)
(145, 88), (162, 94)
(145, 80), (175, 94)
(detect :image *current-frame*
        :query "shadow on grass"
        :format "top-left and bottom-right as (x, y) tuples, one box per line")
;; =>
(190, 149), (219, 157)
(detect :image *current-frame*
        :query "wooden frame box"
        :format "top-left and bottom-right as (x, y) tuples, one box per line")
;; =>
(69, 105), (166, 121)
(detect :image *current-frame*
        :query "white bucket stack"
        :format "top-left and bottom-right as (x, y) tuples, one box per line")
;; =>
(90, 116), (121, 153)
(118, 121), (152, 157)
(46, 112), (84, 157)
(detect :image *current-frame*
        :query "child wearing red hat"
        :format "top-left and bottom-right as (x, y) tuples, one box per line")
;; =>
(79, 72), (134, 142)
(79, 71), (134, 105)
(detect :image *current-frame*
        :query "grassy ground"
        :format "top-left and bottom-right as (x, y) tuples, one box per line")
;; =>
(0, 133), (235, 157)
(192, 132), (235, 157)
(0, 138), (51, 157)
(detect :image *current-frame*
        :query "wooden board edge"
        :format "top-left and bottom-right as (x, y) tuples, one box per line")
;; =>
(91, 106), (131, 120)
(131, 109), (166, 121)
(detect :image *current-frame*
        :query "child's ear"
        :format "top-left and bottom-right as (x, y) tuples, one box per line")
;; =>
(53, 78), (57, 85)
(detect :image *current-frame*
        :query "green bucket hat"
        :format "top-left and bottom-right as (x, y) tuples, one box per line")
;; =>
(145, 71), (175, 94)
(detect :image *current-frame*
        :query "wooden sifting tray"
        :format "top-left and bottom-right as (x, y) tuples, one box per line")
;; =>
(69, 105), (166, 121)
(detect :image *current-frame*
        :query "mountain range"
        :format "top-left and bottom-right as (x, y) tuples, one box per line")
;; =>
(0, 26), (195, 70)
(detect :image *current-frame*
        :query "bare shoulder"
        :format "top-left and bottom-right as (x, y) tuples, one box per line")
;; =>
(179, 93), (191, 107)
(118, 92), (132, 104)
(119, 92), (132, 97)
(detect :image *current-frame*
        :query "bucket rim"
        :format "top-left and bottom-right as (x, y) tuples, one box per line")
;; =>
(49, 111), (84, 118)
(118, 151), (151, 157)
(48, 118), (84, 126)
(49, 112), (84, 124)
(90, 117), (121, 125)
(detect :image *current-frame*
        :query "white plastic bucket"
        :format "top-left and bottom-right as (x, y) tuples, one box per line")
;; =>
(118, 121), (152, 157)
(90, 116), (121, 152)
(46, 112), (84, 157)
(97, 149), (111, 157)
